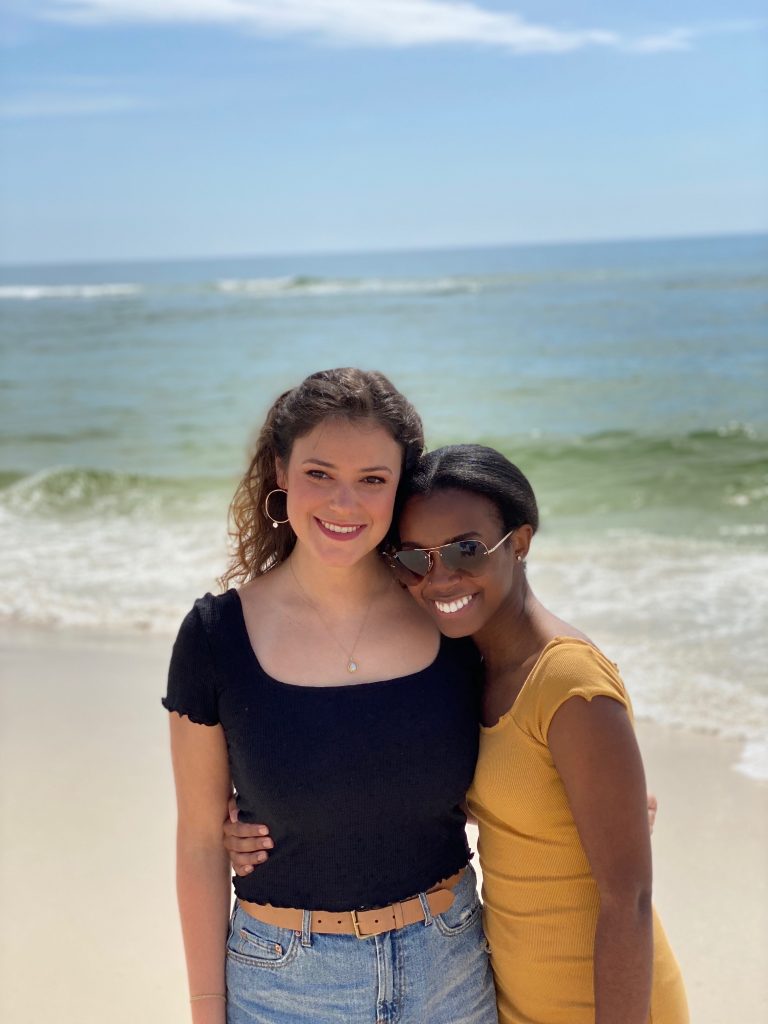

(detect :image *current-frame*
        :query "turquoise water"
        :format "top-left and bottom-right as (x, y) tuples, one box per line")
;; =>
(1, 234), (766, 773)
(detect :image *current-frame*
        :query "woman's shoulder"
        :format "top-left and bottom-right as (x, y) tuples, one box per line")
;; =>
(177, 589), (241, 641)
(518, 636), (629, 739)
(537, 634), (617, 671)
(165, 592), (241, 724)
(532, 636), (625, 693)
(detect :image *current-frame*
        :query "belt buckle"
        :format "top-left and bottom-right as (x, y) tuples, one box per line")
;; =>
(350, 909), (367, 939)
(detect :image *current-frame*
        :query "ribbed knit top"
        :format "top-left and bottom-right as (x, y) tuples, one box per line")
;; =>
(163, 590), (482, 911)
(466, 638), (688, 1024)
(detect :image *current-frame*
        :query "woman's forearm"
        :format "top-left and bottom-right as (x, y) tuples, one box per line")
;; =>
(177, 834), (232, 1024)
(593, 889), (653, 1024)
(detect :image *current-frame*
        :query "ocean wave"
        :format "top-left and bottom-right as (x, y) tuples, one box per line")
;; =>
(3, 426), (766, 527)
(464, 427), (768, 533)
(0, 466), (228, 517)
(215, 275), (481, 298)
(3, 268), (763, 304)
(0, 467), (231, 635)
(206, 269), (768, 298)
(0, 283), (143, 301)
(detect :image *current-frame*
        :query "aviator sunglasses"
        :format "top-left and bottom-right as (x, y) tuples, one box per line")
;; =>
(388, 529), (517, 586)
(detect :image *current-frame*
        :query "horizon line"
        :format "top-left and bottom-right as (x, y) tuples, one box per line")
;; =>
(1, 228), (765, 271)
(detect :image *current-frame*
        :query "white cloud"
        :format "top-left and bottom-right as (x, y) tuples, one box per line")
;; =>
(630, 32), (692, 55)
(630, 19), (765, 54)
(35, 0), (711, 55)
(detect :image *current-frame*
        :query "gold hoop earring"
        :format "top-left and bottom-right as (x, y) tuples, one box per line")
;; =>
(264, 488), (289, 528)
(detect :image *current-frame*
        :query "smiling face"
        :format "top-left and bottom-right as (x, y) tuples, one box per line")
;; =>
(277, 417), (402, 568)
(396, 488), (523, 638)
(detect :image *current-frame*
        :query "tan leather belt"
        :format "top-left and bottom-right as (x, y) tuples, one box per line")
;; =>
(238, 868), (465, 939)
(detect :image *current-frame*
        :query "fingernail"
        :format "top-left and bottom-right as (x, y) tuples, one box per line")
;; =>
(257, 827), (268, 836)
(256, 852), (267, 863)
(244, 866), (253, 874)
(263, 839), (273, 849)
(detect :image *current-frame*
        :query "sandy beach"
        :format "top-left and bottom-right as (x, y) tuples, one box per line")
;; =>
(1, 626), (766, 1023)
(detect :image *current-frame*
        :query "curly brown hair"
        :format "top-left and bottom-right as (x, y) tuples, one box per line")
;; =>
(220, 368), (425, 587)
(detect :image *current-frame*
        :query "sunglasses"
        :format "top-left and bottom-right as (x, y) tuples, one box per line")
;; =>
(388, 529), (517, 585)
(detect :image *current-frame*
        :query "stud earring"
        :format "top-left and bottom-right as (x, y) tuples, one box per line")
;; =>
(264, 488), (290, 528)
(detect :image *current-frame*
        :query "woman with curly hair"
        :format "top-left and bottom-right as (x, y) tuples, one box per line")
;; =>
(163, 368), (497, 1024)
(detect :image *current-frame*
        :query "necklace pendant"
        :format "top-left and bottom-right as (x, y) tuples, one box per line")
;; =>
(347, 660), (358, 673)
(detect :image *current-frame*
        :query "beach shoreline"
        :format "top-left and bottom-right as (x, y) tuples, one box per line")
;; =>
(1, 626), (766, 1023)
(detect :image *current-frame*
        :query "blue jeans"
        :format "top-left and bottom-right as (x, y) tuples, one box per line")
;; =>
(226, 864), (498, 1024)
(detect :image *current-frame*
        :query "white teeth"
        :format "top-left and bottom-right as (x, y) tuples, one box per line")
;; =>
(434, 595), (474, 614)
(320, 520), (360, 534)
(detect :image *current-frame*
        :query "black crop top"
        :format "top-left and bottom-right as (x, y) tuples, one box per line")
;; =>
(163, 590), (482, 910)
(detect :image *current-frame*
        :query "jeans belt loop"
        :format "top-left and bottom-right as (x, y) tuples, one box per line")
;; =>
(418, 891), (434, 927)
(300, 908), (312, 948)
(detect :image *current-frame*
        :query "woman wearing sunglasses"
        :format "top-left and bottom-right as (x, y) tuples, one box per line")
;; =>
(226, 443), (688, 1023)
(163, 369), (498, 1024)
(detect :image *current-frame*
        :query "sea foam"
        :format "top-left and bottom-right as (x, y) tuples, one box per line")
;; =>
(215, 275), (480, 297)
(527, 533), (768, 780)
(0, 283), (142, 300)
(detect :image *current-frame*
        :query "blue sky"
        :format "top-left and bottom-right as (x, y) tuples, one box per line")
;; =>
(1, 1), (766, 263)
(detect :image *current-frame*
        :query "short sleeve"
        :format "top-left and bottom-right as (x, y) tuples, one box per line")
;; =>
(528, 640), (631, 745)
(162, 603), (220, 726)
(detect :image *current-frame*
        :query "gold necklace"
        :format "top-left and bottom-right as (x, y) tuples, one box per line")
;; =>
(288, 561), (377, 673)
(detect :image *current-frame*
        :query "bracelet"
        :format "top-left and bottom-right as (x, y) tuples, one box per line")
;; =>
(190, 993), (226, 1002)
